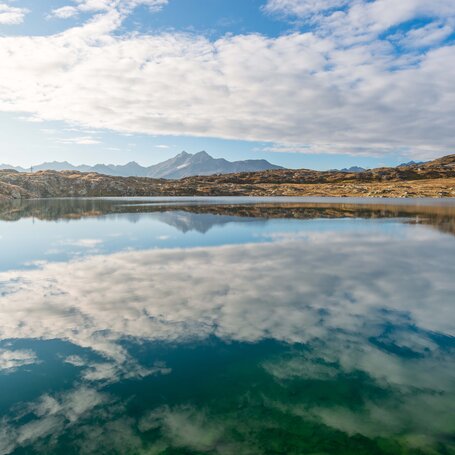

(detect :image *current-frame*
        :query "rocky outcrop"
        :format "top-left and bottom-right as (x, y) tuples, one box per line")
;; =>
(0, 179), (35, 200)
(0, 154), (454, 200)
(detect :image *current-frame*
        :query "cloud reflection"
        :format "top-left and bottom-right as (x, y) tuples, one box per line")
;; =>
(0, 349), (38, 373)
(0, 228), (453, 351)
(0, 226), (454, 452)
(0, 387), (108, 455)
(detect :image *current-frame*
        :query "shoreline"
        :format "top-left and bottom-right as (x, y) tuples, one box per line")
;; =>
(1, 177), (455, 200)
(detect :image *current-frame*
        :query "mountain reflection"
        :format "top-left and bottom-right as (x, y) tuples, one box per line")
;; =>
(1, 197), (455, 235)
(0, 221), (454, 454)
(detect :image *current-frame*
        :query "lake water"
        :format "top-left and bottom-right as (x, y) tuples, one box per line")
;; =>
(0, 197), (454, 455)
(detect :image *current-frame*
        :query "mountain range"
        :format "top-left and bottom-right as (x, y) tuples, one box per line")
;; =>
(338, 166), (367, 173)
(1, 154), (454, 200)
(0, 152), (428, 179)
(335, 161), (424, 173)
(0, 151), (282, 179)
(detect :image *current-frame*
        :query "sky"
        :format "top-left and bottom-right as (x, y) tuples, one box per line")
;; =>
(0, 0), (454, 170)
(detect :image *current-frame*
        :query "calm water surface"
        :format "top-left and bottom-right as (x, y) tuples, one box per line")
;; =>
(0, 197), (454, 455)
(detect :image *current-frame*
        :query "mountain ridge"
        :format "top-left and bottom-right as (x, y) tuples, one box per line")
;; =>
(0, 151), (282, 179)
(1, 155), (431, 178)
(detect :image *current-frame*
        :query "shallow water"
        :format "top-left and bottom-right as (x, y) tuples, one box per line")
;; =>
(0, 197), (454, 455)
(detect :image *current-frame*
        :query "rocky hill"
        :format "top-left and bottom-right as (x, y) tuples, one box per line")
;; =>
(181, 153), (455, 185)
(0, 154), (454, 200)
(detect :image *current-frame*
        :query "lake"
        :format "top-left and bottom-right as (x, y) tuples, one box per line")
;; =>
(0, 197), (454, 455)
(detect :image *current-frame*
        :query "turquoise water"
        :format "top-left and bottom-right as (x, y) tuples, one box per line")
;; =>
(0, 198), (454, 454)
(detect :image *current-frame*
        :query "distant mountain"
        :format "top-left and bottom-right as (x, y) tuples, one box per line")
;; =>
(331, 162), (426, 172)
(328, 166), (366, 173)
(145, 151), (283, 179)
(339, 166), (366, 173)
(6, 152), (282, 179)
(0, 164), (27, 172)
(32, 161), (80, 172)
(398, 160), (424, 167)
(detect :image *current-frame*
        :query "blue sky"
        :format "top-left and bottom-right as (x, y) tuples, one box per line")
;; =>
(0, 0), (454, 169)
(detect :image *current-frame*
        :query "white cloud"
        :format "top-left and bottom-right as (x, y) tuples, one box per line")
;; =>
(73, 238), (103, 247)
(49, 0), (168, 19)
(316, 0), (455, 47)
(0, 3), (28, 25)
(264, 0), (349, 17)
(58, 136), (101, 145)
(394, 22), (454, 48)
(264, 0), (455, 33)
(51, 6), (79, 19)
(0, 0), (454, 158)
